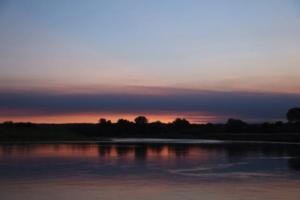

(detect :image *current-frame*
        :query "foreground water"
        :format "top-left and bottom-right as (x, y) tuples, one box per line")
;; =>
(0, 139), (300, 200)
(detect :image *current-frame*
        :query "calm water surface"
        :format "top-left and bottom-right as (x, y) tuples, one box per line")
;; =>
(0, 139), (300, 200)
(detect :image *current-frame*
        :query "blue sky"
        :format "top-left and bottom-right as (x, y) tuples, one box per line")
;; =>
(0, 0), (300, 122)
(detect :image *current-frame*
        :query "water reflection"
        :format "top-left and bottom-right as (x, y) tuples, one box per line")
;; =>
(1, 142), (299, 158)
(0, 142), (300, 172)
(1, 141), (300, 200)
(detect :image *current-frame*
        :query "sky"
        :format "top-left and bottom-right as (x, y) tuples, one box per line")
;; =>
(0, 0), (300, 123)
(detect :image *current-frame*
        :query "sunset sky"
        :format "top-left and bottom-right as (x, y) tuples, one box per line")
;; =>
(1, 0), (300, 123)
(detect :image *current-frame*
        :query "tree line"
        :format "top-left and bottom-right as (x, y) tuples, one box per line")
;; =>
(0, 108), (300, 142)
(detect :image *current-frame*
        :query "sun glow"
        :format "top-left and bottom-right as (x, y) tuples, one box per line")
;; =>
(0, 112), (220, 124)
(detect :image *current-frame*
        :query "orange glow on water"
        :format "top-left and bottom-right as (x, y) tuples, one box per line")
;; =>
(0, 144), (216, 163)
(0, 144), (100, 158)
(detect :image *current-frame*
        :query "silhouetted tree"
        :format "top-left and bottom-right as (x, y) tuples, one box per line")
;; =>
(172, 118), (190, 128)
(226, 118), (248, 132)
(2, 121), (14, 127)
(3, 121), (13, 124)
(134, 116), (148, 125)
(3, 109), (300, 141)
(116, 119), (132, 126)
(287, 108), (300, 123)
(275, 121), (283, 126)
(151, 121), (163, 126)
(98, 118), (112, 125)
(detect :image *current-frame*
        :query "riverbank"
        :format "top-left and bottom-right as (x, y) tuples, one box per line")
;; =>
(1, 122), (300, 143)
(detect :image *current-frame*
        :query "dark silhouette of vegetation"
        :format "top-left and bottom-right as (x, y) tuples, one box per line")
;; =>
(98, 118), (112, 126)
(134, 116), (148, 125)
(287, 108), (300, 123)
(172, 118), (190, 128)
(226, 118), (248, 133)
(116, 119), (132, 126)
(1, 108), (300, 142)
